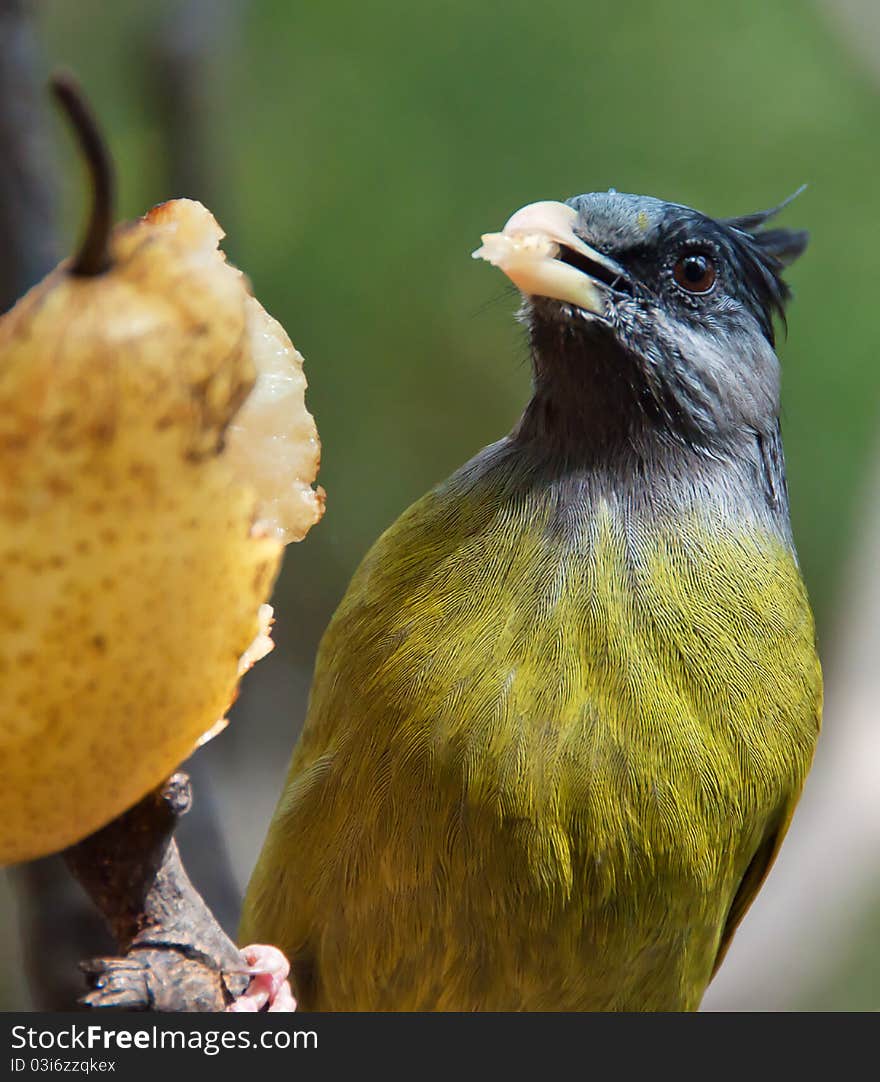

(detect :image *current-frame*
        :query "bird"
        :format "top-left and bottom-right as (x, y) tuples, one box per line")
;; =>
(239, 189), (822, 1011)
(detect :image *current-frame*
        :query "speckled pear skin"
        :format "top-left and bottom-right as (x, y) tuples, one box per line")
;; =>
(0, 200), (291, 864)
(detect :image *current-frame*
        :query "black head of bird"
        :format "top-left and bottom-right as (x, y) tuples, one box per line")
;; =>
(474, 192), (808, 459)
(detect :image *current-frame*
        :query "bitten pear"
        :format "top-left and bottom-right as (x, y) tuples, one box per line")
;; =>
(0, 198), (322, 864)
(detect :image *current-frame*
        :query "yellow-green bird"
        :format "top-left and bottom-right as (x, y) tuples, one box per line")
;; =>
(241, 191), (822, 1011)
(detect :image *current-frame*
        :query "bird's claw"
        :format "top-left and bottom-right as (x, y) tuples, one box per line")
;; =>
(226, 944), (296, 1012)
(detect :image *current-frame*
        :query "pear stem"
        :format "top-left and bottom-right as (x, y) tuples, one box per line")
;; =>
(50, 72), (114, 276)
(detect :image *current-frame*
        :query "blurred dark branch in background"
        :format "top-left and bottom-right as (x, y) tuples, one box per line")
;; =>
(13, 862), (112, 1012)
(0, 0), (56, 311)
(175, 762), (242, 943)
(149, 0), (243, 217)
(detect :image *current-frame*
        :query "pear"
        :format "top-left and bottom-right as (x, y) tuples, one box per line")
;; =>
(0, 190), (322, 864)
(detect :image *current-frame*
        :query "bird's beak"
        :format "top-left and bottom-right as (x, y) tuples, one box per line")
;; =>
(472, 200), (623, 315)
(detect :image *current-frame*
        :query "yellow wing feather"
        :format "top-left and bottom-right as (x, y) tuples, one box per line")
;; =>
(242, 473), (821, 1010)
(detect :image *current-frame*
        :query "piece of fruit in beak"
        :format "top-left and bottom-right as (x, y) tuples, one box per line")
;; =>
(473, 200), (611, 314)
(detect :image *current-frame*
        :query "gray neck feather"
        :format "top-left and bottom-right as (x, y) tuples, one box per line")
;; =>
(449, 331), (793, 549)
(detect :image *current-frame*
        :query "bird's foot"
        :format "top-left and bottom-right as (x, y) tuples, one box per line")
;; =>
(226, 944), (296, 1012)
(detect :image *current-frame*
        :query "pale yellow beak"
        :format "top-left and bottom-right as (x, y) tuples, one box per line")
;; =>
(472, 200), (618, 315)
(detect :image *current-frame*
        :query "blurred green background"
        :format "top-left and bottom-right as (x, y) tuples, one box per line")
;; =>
(1, 0), (878, 1010)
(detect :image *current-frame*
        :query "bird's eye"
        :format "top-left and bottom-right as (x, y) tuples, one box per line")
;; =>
(673, 253), (716, 294)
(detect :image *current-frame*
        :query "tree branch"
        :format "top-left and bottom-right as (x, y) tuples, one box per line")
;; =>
(64, 774), (249, 1012)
